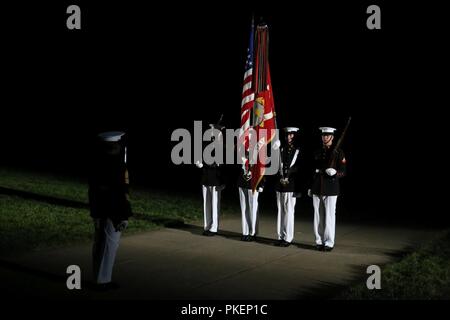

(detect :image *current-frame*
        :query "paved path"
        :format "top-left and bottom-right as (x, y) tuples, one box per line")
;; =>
(0, 215), (437, 299)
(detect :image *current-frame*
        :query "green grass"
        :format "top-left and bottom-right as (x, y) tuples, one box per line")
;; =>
(0, 167), (209, 255)
(0, 194), (156, 255)
(0, 167), (89, 203)
(339, 230), (450, 300)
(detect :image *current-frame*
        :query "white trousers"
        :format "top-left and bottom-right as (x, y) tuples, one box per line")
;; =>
(239, 187), (259, 236)
(93, 218), (122, 284)
(276, 192), (296, 243)
(202, 185), (221, 232)
(313, 195), (337, 248)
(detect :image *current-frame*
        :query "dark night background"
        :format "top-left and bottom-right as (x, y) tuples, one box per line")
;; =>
(1, 1), (447, 225)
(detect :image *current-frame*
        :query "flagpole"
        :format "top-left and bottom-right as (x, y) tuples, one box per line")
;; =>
(246, 15), (255, 179)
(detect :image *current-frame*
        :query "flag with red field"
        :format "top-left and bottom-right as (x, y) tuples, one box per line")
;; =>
(250, 23), (277, 191)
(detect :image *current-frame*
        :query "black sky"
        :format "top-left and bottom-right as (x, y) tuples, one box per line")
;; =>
(1, 1), (448, 223)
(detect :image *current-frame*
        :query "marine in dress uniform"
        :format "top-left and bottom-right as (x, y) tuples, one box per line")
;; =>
(88, 131), (132, 289)
(309, 127), (346, 251)
(238, 168), (265, 242)
(275, 127), (301, 247)
(195, 123), (226, 236)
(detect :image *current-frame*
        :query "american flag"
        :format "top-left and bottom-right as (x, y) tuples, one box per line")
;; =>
(238, 18), (255, 173)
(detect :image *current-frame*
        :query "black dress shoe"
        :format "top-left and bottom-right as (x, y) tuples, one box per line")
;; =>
(316, 244), (325, 251)
(324, 246), (334, 252)
(241, 235), (249, 241)
(276, 239), (284, 246)
(203, 230), (217, 236)
(280, 240), (291, 247)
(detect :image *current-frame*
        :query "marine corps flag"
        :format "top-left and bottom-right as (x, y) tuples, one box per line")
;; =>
(250, 23), (277, 192)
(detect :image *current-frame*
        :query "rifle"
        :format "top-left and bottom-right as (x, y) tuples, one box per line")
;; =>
(277, 124), (288, 185)
(329, 117), (351, 168)
(216, 114), (224, 127)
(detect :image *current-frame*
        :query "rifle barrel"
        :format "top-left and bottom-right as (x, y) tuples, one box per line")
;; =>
(330, 117), (351, 167)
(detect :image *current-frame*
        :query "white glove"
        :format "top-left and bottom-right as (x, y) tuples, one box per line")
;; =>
(115, 220), (128, 232)
(326, 168), (337, 176)
(307, 189), (312, 197)
(195, 161), (203, 168)
(258, 187), (263, 193)
(273, 139), (281, 150)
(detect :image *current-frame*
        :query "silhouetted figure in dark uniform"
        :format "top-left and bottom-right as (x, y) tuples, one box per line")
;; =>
(88, 131), (132, 289)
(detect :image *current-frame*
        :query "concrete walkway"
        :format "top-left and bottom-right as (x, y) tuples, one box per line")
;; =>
(0, 215), (437, 299)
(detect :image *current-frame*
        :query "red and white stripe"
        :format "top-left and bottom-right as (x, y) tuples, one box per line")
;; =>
(239, 68), (254, 169)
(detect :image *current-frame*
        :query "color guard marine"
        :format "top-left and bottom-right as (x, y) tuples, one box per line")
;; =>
(275, 127), (301, 247)
(195, 122), (226, 236)
(308, 127), (346, 252)
(88, 131), (132, 289)
(238, 168), (265, 242)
